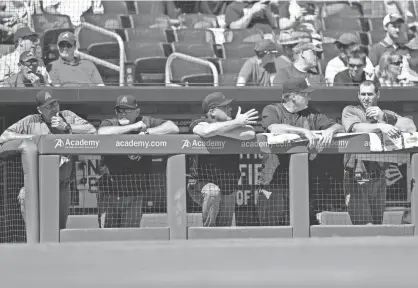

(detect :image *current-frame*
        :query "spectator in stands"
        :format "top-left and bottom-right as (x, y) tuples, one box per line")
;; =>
(0, 90), (96, 228)
(273, 41), (324, 86)
(190, 92), (257, 226)
(334, 51), (375, 87)
(401, 37), (418, 78)
(275, 30), (310, 71)
(225, 0), (277, 32)
(0, 26), (49, 85)
(97, 95), (179, 228)
(49, 31), (104, 87)
(377, 50), (412, 86)
(237, 39), (278, 86)
(325, 33), (375, 86)
(341, 80), (416, 225)
(270, 0), (320, 32)
(369, 13), (405, 66)
(259, 77), (345, 226)
(0, 0), (37, 32)
(42, 0), (103, 26)
(5, 50), (49, 87)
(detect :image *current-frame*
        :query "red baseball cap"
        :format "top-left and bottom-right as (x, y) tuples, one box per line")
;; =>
(115, 95), (137, 109)
(282, 78), (317, 96)
(202, 92), (235, 113)
(36, 90), (58, 108)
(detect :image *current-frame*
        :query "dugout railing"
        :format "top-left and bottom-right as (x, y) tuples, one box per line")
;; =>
(1, 134), (418, 243)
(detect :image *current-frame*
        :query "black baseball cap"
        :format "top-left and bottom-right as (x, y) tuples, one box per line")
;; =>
(115, 95), (137, 109)
(19, 51), (37, 62)
(36, 90), (58, 108)
(57, 31), (76, 45)
(202, 92), (235, 113)
(282, 78), (316, 96)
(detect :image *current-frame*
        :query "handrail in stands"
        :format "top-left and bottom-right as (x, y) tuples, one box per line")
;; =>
(165, 52), (219, 87)
(75, 22), (125, 86)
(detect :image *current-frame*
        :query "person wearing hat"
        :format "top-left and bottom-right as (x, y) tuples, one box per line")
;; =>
(189, 92), (257, 226)
(5, 50), (49, 87)
(341, 80), (416, 225)
(48, 31), (104, 87)
(369, 13), (407, 66)
(274, 31), (310, 71)
(0, 90), (96, 228)
(259, 77), (344, 226)
(97, 95), (179, 228)
(324, 32), (375, 86)
(0, 26), (49, 85)
(237, 39), (279, 86)
(273, 41), (324, 86)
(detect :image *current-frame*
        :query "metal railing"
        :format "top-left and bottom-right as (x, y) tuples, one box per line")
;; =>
(165, 52), (219, 87)
(75, 22), (125, 86)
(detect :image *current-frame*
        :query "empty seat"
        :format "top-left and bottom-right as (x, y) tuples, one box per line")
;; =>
(179, 13), (218, 29)
(102, 1), (129, 14)
(172, 43), (216, 58)
(81, 14), (124, 29)
(220, 58), (247, 74)
(77, 29), (118, 51)
(322, 43), (340, 60)
(32, 14), (73, 34)
(135, 1), (178, 17)
(174, 29), (215, 43)
(125, 28), (167, 43)
(219, 74), (238, 86)
(322, 17), (363, 31)
(88, 42), (120, 60)
(222, 43), (255, 59)
(223, 28), (263, 44)
(368, 17), (385, 31)
(361, 1), (387, 17)
(169, 58), (214, 86)
(370, 30), (386, 44)
(130, 14), (171, 28)
(125, 41), (166, 62)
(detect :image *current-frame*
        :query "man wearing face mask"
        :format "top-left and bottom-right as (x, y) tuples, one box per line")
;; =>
(237, 39), (278, 86)
(259, 78), (344, 226)
(5, 50), (49, 87)
(49, 31), (104, 87)
(0, 90), (96, 229)
(97, 95), (179, 228)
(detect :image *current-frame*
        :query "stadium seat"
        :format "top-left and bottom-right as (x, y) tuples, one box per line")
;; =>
(77, 29), (122, 52)
(171, 42), (216, 58)
(125, 41), (166, 62)
(322, 17), (364, 32)
(130, 14), (171, 28)
(220, 58), (247, 75)
(88, 42), (120, 60)
(222, 43), (255, 59)
(179, 13), (218, 29)
(81, 14), (127, 29)
(223, 28), (263, 44)
(368, 17), (385, 31)
(169, 57), (214, 85)
(219, 74), (238, 86)
(370, 30), (386, 44)
(317, 58), (327, 76)
(32, 14), (73, 34)
(125, 28), (167, 43)
(174, 29), (215, 43)
(102, 1), (129, 14)
(135, 0), (178, 16)
(322, 43), (340, 60)
(361, 1), (387, 18)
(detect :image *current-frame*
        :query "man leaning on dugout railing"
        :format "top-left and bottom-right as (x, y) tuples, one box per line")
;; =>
(341, 80), (416, 225)
(258, 77), (345, 226)
(0, 90), (96, 229)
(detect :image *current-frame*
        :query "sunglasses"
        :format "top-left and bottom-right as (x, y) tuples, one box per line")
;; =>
(23, 35), (39, 43)
(21, 60), (38, 66)
(391, 61), (402, 66)
(349, 63), (364, 68)
(58, 42), (73, 49)
(116, 107), (136, 114)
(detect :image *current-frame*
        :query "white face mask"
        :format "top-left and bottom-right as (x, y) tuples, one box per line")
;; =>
(118, 119), (130, 126)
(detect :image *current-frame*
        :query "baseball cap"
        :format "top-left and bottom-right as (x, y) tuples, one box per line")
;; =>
(36, 90), (58, 108)
(254, 39), (278, 53)
(13, 27), (37, 42)
(57, 31), (76, 45)
(114, 95), (137, 109)
(202, 92), (235, 113)
(282, 78), (316, 95)
(383, 13), (404, 26)
(278, 31), (310, 46)
(335, 32), (360, 45)
(292, 42), (323, 53)
(19, 51), (37, 62)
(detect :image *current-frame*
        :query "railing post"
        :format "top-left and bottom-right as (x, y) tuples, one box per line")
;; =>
(166, 154), (187, 240)
(39, 155), (60, 243)
(411, 154), (418, 236)
(289, 153), (310, 237)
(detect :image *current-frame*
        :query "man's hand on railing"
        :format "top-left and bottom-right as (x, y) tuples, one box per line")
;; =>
(318, 129), (334, 147)
(379, 124), (402, 139)
(301, 129), (318, 149)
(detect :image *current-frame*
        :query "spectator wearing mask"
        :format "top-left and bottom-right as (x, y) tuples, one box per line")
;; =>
(325, 33), (375, 86)
(273, 41), (324, 86)
(0, 26), (48, 85)
(275, 30), (310, 71)
(5, 50), (49, 87)
(42, 0), (103, 27)
(377, 50), (412, 86)
(225, 0), (277, 32)
(48, 31), (104, 87)
(399, 37), (418, 81)
(237, 39), (278, 86)
(334, 51), (376, 86)
(369, 13), (406, 66)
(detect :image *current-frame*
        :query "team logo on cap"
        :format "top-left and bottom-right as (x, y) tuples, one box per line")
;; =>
(62, 33), (69, 38)
(120, 96), (128, 104)
(305, 78), (310, 86)
(44, 92), (52, 101)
